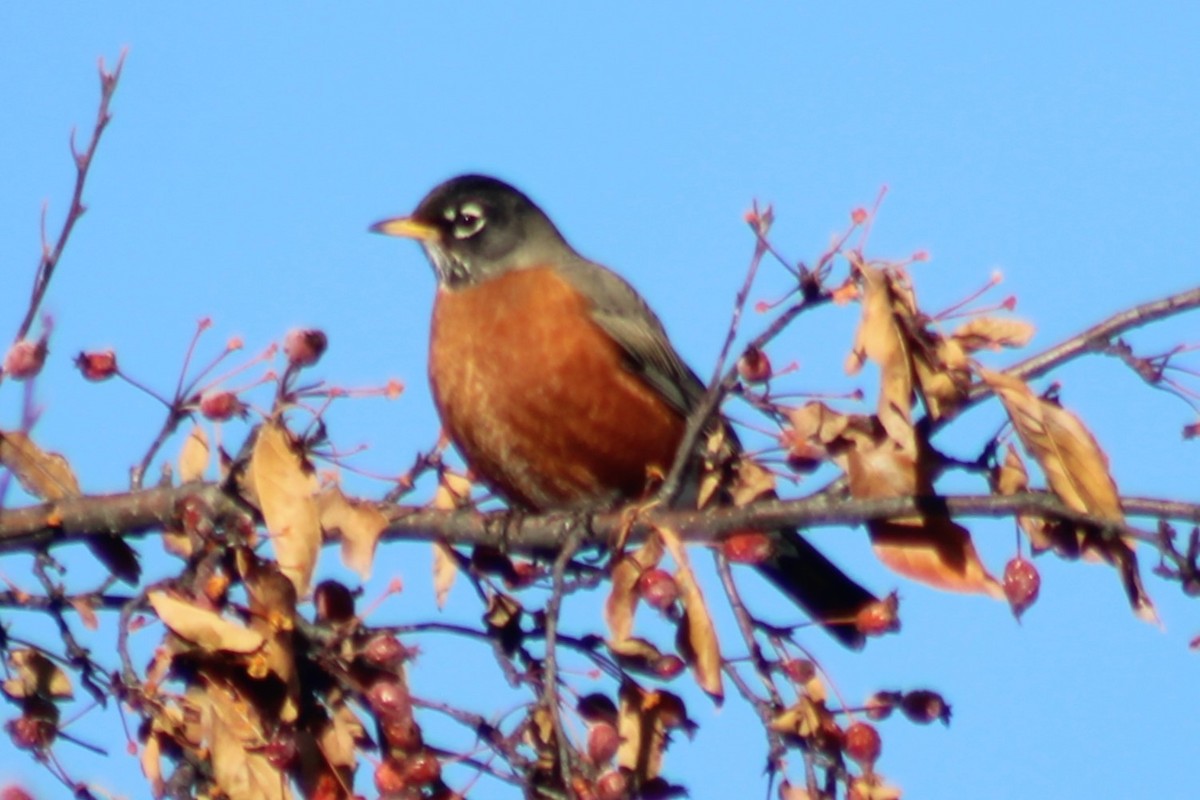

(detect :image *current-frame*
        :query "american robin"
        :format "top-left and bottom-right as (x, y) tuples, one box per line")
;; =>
(371, 174), (876, 647)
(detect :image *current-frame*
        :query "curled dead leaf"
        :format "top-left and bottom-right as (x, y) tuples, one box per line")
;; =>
(148, 590), (266, 654)
(0, 430), (80, 500)
(2, 648), (74, 700)
(178, 425), (211, 483)
(605, 535), (665, 645)
(248, 420), (321, 597)
(952, 317), (1035, 352)
(657, 526), (723, 703)
(317, 484), (388, 580)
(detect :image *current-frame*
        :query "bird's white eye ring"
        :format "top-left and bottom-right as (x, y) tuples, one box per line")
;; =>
(451, 201), (487, 239)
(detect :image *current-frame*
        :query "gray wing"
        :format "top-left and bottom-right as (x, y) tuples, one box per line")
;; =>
(559, 255), (706, 417)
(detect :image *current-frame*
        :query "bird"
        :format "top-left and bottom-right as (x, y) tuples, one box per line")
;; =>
(370, 174), (876, 647)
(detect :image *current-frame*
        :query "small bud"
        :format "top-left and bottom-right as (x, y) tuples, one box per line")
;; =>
(737, 346), (773, 383)
(199, 390), (242, 421)
(851, 208), (868, 225)
(721, 531), (774, 564)
(284, 328), (328, 368)
(75, 349), (118, 381)
(3, 339), (47, 380)
(855, 592), (901, 637)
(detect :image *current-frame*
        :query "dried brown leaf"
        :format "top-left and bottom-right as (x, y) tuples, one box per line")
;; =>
(428, 471), (473, 607)
(658, 525), (723, 702)
(979, 369), (1121, 519)
(317, 485), (388, 580)
(849, 440), (1002, 597)
(148, 590), (265, 654)
(202, 680), (292, 800)
(3, 648), (73, 699)
(952, 317), (1035, 352)
(846, 263), (915, 451)
(0, 430), (80, 500)
(248, 420), (321, 597)
(178, 425), (210, 483)
(605, 535), (664, 645)
(980, 369), (1156, 620)
(616, 684), (674, 782)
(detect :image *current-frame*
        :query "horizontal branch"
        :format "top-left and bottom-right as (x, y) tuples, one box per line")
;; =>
(1, 481), (1196, 556)
(968, 284), (1200, 401)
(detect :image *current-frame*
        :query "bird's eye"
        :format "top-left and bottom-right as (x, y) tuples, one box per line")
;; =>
(451, 201), (487, 239)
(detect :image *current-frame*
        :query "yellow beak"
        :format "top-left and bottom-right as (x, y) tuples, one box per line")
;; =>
(368, 216), (439, 242)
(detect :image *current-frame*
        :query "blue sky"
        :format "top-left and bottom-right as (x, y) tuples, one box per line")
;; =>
(1, 3), (1197, 799)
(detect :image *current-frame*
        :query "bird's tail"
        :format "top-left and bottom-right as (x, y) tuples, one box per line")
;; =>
(752, 527), (877, 649)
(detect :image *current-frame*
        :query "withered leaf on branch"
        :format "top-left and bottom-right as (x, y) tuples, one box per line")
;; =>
(979, 368), (1156, 620)
(951, 317), (1035, 353)
(238, 550), (300, 723)
(989, 443), (1073, 553)
(178, 424), (211, 483)
(194, 680), (293, 800)
(848, 437), (1002, 598)
(248, 419), (322, 597)
(980, 369), (1121, 519)
(845, 261), (915, 451)
(147, 590), (266, 654)
(317, 483), (388, 581)
(0, 429), (80, 500)
(429, 470), (473, 608)
(2, 648), (74, 700)
(617, 684), (691, 783)
(657, 525), (723, 703)
(606, 534), (665, 646)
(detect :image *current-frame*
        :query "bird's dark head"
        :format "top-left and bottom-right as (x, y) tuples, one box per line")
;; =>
(370, 174), (566, 288)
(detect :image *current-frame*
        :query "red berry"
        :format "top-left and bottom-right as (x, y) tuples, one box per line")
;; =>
(1003, 557), (1041, 619)
(587, 721), (620, 764)
(780, 658), (816, 683)
(652, 654), (686, 680)
(361, 634), (416, 669)
(635, 568), (679, 611)
(284, 328), (328, 368)
(3, 339), (46, 380)
(75, 349), (118, 381)
(737, 346), (773, 383)
(374, 759), (407, 795)
(900, 689), (951, 725)
(402, 751), (441, 786)
(864, 691), (897, 721)
(199, 390), (241, 421)
(843, 721), (881, 765)
(367, 679), (412, 721)
(262, 736), (296, 768)
(721, 531), (774, 564)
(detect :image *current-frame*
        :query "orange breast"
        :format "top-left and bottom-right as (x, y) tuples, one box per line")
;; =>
(428, 266), (686, 511)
